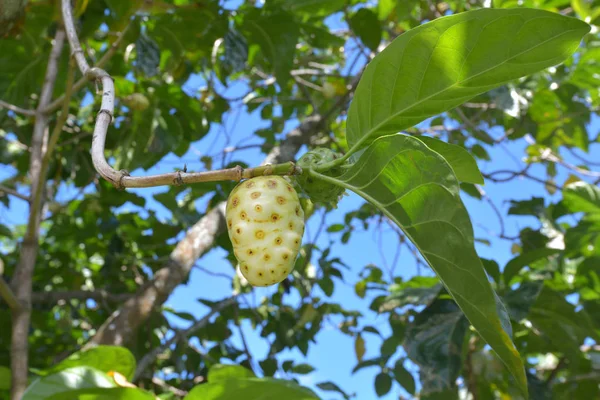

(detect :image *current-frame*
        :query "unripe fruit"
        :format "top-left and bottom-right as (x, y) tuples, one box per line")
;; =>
(226, 176), (305, 287)
(296, 148), (348, 204)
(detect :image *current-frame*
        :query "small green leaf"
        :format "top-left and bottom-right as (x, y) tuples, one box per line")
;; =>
(374, 372), (392, 397)
(0, 224), (12, 238)
(280, 0), (345, 17)
(346, 8), (590, 149)
(416, 137), (484, 184)
(185, 377), (318, 400)
(316, 381), (351, 400)
(348, 8), (382, 51)
(23, 367), (115, 400)
(43, 346), (136, 381)
(393, 359), (416, 395)
(311, 134), (526, 393)
(291, 363), (315, 375)
(503, 248), (561, 285)
(352, 356), (388, 374)
(355, 335), (366, 362)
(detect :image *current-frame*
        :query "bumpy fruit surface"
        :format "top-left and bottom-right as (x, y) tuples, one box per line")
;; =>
(296, 148), (347, 204)
(226, 176), (305, 287)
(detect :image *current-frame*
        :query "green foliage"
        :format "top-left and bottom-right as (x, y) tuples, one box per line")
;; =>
(2, 1), (600, 399)
(310, 134), (526, 392)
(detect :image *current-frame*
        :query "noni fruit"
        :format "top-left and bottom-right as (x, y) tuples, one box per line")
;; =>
(226, 176), (305, 287)
(296, 148), (348, 204)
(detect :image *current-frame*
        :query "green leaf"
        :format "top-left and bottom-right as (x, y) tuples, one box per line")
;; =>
(0, 366), (10, 390)
(352, 356), (388, 374)
(310, 134), (526, 393)
(379, 279), (442, 312)
(377, 0), (395, 20)
(185, 377), (319, 400)
(374, 372), (392, 397)
(316, 381), (351, 400)
(243, 11), (299, 85)
(47, 387), (156, 400)
(23, 367), (116, 400)
(416, 137), (484, 184)
(355, 334), (366, 362)
(503, 248), (561, 285)
(563, 181), (600, 214)
(208, 364), (255, 382)
(348, 8), (382, 51)
(43, 346), (136, 381)
(346, 8), (590, 149)
(291, 363), (315, 375)
(405, 299), (469, 394)
(280, 0), (345, 17)
(0, 224), (11, 238)
(393, 359), (416, 395)
(503, 281), (544, 321)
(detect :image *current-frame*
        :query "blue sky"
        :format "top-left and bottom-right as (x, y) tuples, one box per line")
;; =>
(2, 5), (600, 400)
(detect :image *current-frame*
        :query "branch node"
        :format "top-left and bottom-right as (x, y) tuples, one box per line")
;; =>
(234, 165), (243, 181)
(97, 108), (113, 122)
(174, 171), (184, 186)
(116, 170), (130, 190)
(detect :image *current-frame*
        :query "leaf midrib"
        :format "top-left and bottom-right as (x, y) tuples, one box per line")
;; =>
(350, 21), (583, 148)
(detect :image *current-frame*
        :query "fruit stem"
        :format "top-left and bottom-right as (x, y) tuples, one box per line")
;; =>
(241, 162), (302, 180)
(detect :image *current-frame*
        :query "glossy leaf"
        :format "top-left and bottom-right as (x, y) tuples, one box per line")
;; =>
(42, 346), (136, 381)
(184, 377), (319, 400)
(346, 8), (590, 149)
(23, 367), (115, 400)
(311, 134), (526, 393)
(416, 137), (484, 184)
(207, 364), (255, 382)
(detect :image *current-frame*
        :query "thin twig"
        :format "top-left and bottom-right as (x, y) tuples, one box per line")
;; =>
(0, 185), (29, 202)
(30, 290), (131, 304)
(152, 377), (188, 397)
(0, 100), (36, 116)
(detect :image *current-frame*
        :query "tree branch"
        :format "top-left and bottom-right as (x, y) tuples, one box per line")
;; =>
(133, 296), (237, 381)
(0, 278), (20, 310)
(0, 99), (36, 116)
(0, 184), (29, 202)
(10, 27), (65, 400)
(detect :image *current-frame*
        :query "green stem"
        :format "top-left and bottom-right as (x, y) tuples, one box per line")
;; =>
(312, 137), (368, 172)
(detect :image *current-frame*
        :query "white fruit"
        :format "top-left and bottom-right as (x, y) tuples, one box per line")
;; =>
(226, 176), (305, 287)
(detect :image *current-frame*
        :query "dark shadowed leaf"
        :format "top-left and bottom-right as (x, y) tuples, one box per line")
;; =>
(393, 359), (416, 395)
(348, 8), (382, 51)
(374, 372), (392, 397)
(404, 299), (469, 394)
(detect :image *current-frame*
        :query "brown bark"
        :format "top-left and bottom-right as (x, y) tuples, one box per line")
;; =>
(10, 29), (65, 400)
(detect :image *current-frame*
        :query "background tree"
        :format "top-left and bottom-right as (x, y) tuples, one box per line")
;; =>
(1, 0), (599, 399)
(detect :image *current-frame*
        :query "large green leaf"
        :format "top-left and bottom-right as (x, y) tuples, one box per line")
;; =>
(309, 134), (527, 393)
(345, 8), (590, 149)
(23, 367), (116, 400)
(404, 298), (469, 395)
(207, 364), (255, 382)
(184, 377), (319, 400)
(415, 137), (484, 184)
(43, 346), (136, 381)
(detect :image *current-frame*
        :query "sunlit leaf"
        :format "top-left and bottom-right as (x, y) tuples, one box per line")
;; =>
(23, 367), (115, 400)
(346, 8), (590, 149)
